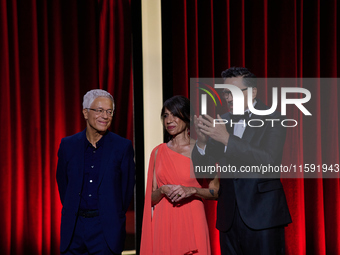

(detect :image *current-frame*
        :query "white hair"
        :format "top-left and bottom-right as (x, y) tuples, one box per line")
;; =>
(82, 89), (115, 110)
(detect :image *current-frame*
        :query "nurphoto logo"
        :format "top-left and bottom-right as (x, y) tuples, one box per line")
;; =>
(196, 79), (312, 128)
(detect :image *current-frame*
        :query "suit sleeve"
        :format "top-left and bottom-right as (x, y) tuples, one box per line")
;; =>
(192, 138), (226, 166)
(56, 139), (68, 205)
(191, 141), (226, 179)
(201, 113), (286, 178)
(121, 141), (136, 213)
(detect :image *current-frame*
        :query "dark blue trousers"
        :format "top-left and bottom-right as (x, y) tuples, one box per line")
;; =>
(62, 215), (119, 255)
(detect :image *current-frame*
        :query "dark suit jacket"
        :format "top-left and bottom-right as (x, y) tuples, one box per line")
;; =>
(192, 99), (292, 232)
(56, 130), (135, 253)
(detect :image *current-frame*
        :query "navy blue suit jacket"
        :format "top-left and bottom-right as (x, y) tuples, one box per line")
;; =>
(192, 99), (291, 232)
(56, 130), (135, 253)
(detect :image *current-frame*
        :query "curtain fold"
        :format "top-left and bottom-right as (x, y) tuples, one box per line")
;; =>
(0, 0), (133, 254)
(166, 1), (339, 254)
(1, 0), (339, 254)
(98, 0), (133, 140)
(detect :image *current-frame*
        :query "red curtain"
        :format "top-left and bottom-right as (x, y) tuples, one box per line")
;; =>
(0, 0), (133, 254)
(168, 0), (339, 254)
(1, 0), (339, 254)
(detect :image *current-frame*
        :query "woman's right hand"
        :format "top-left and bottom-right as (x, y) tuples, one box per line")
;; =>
(152, 184), (174, 206)
(160, 184), (175, 197)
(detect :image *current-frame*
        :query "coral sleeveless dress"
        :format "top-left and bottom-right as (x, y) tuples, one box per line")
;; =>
(140, 143), (211, 255)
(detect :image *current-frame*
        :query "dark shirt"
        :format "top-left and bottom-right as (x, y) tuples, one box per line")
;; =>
(79, 132), (106, 210)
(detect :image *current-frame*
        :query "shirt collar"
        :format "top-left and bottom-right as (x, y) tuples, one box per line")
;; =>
(245, 99), (257, 115)
(84, 130), (108, 149)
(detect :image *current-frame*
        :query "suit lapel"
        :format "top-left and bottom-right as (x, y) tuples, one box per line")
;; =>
(241, 99), (267, 142)
(77, 130), (86, 183)
(98, 132), (113, 186)
(241, 114), (258, 142)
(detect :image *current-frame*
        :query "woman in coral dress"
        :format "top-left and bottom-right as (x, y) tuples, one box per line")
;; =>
(140, 96), (219, 255)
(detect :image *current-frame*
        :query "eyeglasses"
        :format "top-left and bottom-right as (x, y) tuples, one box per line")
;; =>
(87, 108), (114, 117)
(222, 88), (248, 98)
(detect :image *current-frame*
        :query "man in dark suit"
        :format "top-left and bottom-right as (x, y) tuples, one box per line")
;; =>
(56, 89), (135, 255)
(192, 67), (291, 255)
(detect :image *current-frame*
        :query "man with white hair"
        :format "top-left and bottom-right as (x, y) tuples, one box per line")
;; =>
(56, 89), (135, 255)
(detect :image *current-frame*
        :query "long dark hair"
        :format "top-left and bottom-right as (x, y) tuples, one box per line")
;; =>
(161, 95), (190, 141)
